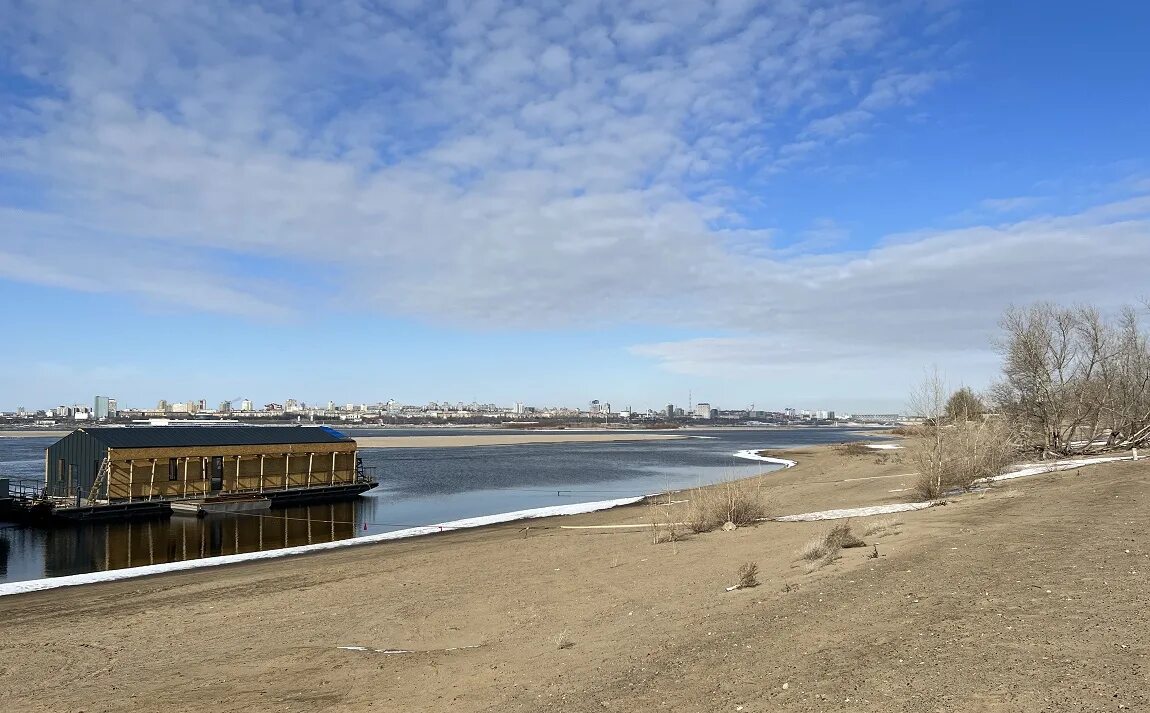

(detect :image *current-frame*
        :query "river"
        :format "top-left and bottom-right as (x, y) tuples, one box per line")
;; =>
(0, 426), (881, 584)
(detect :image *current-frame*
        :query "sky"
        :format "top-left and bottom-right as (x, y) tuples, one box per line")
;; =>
(1, 0), (1149, 414)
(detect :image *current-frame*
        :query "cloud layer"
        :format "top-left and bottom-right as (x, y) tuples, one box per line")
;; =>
(1, 0), (1148, 385)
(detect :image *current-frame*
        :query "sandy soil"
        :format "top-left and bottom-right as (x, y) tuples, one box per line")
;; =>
(355, 432), (685, 448)
(1, 445), (1146, 712)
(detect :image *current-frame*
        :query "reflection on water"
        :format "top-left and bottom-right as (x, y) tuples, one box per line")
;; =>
(3, 502), (358, 580)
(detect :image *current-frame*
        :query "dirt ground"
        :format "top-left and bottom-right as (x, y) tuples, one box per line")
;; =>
(1, 445), (1146, 713)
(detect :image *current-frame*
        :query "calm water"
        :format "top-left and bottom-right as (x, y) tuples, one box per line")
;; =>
(0, 427), (878, 583)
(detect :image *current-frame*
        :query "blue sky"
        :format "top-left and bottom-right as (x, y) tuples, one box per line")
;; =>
(2, 0), (1149, 414)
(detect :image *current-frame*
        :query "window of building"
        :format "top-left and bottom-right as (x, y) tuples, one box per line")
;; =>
(168, 458), (179, 481)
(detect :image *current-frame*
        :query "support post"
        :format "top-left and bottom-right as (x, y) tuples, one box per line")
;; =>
(149, 459), (156, 501)
(331, 451), (337, 485)
(259, 455), (265, 493)
(307, 452), (314, 487)
(128, 459), (134, 503)
(284, 453), (291, 490)
(235, 455), (242, 492)
(183, 457), (189, 498)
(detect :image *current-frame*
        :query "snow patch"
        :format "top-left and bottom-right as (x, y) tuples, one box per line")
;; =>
(0, 496), (645, 597)
(866, 443), (903, 450)
(774, 501), (936, 522)
(732, 450), (797, 468)
(991, 455), (1133, 482)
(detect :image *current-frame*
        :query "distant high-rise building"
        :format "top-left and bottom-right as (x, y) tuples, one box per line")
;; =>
(157, 399), (169, 412)
(94, 396), (111, 419)
(665, 404), (674, 418)
(695, 402), (712, 419)
(107, 399), (117, 417)
(241, 399), (253, 412)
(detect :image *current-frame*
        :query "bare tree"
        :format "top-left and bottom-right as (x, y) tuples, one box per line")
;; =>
(994, 301), (1150, 455)
(993, 303), (1114, 456)
(1102, 306), (1150, 448)
(945, 387), (985, 422)
(908, 367), (948, 498)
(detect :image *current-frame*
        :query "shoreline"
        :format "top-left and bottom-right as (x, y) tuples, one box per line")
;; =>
(4, 444), (1127, 597)
(0, 442), (787, 596)
(0, 495), (648, 597)
(3, 440), (1132, 597)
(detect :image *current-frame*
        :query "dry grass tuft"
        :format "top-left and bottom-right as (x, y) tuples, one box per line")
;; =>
(799, 536), (831, 562)
(837, 442), (874, 457)
(736, 562), (760, 589)
(825, 520), (866, 549)
(684, 478), (769, 533)
(554, 629), (574, 650)
(648, 501), (685, 545)
(798, 520), (867, 570)
(862, 517), (902, 537)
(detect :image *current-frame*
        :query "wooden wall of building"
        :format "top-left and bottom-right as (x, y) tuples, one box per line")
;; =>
(102, 443), (357, 501)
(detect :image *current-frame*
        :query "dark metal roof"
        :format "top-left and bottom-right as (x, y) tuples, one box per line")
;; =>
(69, 425), (355, 449)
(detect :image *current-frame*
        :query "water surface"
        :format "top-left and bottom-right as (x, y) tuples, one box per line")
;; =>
(1, 426), (876, 583)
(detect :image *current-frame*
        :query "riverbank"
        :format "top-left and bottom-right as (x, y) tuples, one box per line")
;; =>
(1, 445), (1145, 712)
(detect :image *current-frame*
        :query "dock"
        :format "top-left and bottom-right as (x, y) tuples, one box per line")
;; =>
(171, 494), (272, 517)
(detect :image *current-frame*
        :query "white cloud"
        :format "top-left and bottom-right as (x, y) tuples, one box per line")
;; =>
(1, 1), (1146, 406)
(0, 0), (957, 329)
(630, 203), (1150, 393)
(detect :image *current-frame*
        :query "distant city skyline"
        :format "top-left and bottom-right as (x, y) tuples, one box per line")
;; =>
(7, 393), (861, 420)
(2, 3), (1149, 414)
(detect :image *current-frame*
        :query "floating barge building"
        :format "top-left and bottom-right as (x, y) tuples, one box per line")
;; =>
(4, 425), (376, 522)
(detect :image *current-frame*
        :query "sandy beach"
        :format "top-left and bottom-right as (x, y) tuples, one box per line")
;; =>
(1, 445), (1146, 712)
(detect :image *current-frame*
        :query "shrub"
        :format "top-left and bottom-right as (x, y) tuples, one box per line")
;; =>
(909, 418), (1017, 499)
(685, 479), (769, 533)
(890, 425), (923, 437)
